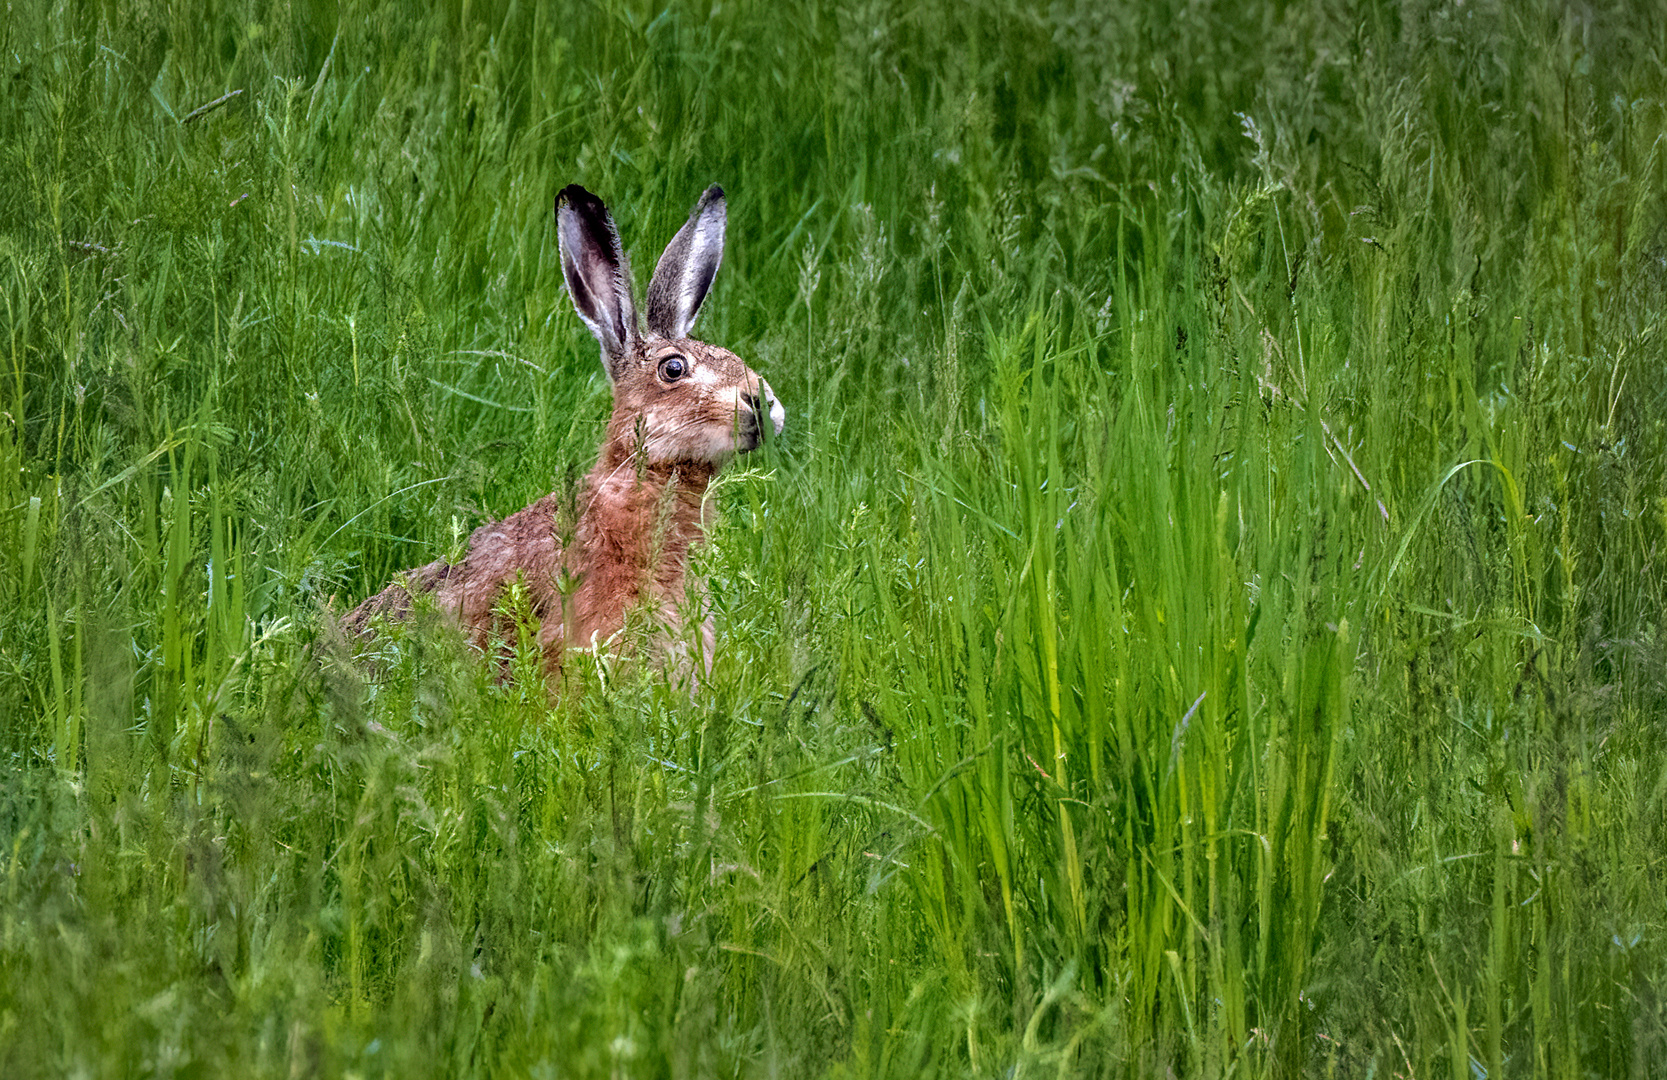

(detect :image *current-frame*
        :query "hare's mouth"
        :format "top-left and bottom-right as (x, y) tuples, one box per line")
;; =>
(735, 411), (764, 452)
(733, 387), (781, 452)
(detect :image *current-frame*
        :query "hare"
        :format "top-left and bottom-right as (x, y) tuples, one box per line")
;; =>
(344, 183), (785, 684)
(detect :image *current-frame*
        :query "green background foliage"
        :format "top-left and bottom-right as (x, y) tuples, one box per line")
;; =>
(2, 0), (1665, 1075)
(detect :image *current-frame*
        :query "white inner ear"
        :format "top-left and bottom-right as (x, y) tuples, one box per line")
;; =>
(558, 203), (637, 374)
(671, 213), (722, 337)
(646, 201), (721, 339)
(683, 213), (722, 299)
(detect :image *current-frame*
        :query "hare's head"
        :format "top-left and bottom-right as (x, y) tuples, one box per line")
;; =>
(556, 184), (785, 465)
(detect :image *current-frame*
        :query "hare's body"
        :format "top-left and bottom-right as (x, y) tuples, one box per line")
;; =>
(344, 184), (783, 681)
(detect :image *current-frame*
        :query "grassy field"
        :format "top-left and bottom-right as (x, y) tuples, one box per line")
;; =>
(3, 0), (1666, 1075)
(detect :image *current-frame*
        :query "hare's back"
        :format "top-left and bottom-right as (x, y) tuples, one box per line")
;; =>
(431, 495), (569, 632)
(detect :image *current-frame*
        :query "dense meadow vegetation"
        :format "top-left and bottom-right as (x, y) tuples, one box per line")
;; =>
(3, 0), (1666, 1075)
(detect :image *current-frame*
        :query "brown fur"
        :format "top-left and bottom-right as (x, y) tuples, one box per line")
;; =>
(342, 185), (782, 685)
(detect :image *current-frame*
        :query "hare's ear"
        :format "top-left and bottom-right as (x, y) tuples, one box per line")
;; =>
(646, 185), (726, 339)
(556, 184), (637, 379)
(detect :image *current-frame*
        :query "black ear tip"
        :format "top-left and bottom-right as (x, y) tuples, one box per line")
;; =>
(701, 184), (725, 206)
(556, 183), (603, 216)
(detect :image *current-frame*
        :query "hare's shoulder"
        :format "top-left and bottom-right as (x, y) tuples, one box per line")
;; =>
(445, 494), (567, 599)
(342, 495), (568, 639)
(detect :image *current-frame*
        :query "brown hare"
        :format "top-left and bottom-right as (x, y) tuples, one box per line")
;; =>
(344, 183), (785, 684)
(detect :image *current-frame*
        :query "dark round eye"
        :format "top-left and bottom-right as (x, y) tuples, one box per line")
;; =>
(658, 355), (687, 382)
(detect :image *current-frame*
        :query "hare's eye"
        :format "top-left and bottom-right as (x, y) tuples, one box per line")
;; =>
(658, 355), (688, 382)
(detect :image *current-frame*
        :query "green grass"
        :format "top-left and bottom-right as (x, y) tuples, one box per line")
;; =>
(3, 0), (1666, 1075)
